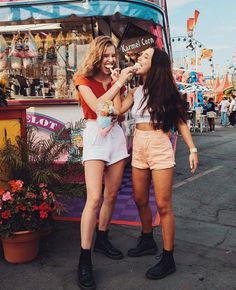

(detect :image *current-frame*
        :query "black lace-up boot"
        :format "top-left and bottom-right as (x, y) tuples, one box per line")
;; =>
(94, 229), (123, 260)
(78, 248), (96, 290)
(146, 248), (176, 280)
(127, 232), (158, 257)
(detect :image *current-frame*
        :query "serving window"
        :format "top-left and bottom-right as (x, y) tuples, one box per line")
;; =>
(0, 20), (93, 99)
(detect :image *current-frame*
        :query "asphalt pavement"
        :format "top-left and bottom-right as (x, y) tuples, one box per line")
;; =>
(0, 123), (236, 290)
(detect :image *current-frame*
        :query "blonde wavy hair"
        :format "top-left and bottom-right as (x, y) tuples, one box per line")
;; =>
(76, 35), (117, 78)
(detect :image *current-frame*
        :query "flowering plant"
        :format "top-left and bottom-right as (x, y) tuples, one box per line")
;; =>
(0, 180), (62, 238)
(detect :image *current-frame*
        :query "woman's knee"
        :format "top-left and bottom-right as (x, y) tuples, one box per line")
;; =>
(103, 190), (118, 206)
(158, 200), (173, 216)
(86, 195), (101, 211)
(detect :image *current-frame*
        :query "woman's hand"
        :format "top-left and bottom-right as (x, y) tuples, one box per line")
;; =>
(118, 66), (136, 85)
(110, 68), (121, 82)
(189, 152), (199, 174)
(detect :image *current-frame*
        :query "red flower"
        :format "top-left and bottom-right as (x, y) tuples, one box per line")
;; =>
(8, 180), (24, 192)
(0, 188), (5, 195)
(19, 205), (27, 211)
(39, 202), (50, 212)
(39, 211), (48, 219)
(32, 205), (39, 211)
(1, 210), (11, 219)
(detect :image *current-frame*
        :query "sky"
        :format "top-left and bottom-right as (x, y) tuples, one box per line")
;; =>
(167, 0), (236, 77)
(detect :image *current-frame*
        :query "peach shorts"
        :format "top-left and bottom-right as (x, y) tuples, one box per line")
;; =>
(131, 128), (175, 170)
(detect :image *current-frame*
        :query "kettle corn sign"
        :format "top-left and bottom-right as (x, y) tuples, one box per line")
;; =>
(120, 36), (155, 54)
(119, 23), (156, 54)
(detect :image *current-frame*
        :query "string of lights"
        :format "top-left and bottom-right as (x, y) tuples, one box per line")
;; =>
(171, 36), (215, 76)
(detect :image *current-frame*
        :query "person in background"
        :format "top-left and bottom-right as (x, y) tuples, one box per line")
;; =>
(182, 92), (190, 111)
(219, 96), (230, 126)
(229, 93), (236, 127)
(206, 97), (216, 131)
(74, 36), (134, 290)
(114, 47), (199, 280)
(202, 96), (208, 115)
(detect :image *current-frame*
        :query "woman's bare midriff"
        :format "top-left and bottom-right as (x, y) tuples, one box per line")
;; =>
(136, 123), (157, 131)
(135, 123), (171, 138)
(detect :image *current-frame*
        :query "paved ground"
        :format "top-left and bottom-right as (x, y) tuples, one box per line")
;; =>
(1, 123), (236, 290)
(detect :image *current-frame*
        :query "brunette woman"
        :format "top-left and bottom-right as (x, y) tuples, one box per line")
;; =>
(115, 47), (199, 280)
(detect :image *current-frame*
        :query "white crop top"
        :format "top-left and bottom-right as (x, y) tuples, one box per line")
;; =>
(131, 85), (152, 123)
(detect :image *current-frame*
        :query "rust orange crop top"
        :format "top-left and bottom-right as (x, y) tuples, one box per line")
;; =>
(74, 76), (126, 120)
(74, 76), (112, 119)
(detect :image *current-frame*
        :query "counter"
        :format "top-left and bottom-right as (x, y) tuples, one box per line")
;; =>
(8, 98), (83, 134)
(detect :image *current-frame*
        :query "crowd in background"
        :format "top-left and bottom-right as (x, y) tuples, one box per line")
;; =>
(183, 91), (236, 132)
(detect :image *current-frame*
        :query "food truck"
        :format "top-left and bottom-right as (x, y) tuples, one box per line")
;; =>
(0, 0), (171, 150)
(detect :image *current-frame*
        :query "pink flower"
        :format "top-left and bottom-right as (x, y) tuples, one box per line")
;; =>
(42, 190), (48, 200)
(26, 191), (37, 199)
(2, 191), (13, 201)
(48, 191), (55, 201)
(38, 183), (47, 188)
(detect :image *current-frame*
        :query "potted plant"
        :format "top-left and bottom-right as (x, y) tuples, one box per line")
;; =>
(0, 179), (63, 263)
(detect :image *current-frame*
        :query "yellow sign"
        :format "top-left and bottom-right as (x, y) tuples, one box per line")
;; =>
(201, 49), (213, 59)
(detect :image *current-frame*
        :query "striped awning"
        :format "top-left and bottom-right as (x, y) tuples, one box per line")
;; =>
(0, 0), (164, 25)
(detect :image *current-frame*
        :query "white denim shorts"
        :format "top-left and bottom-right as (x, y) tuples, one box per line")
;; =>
(82, 121), (129, 166)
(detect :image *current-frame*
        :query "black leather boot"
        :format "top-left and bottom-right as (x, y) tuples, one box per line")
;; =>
(146, 248), (176, 280)
(78, 249), (96, 290)
(94, 229), (123, 260)
(127, 232), (158, 257)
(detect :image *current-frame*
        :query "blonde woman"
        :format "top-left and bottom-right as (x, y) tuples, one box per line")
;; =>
(74, 36), (134, 290)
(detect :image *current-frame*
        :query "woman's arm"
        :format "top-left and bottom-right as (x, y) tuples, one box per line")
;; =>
(113, 88), (136, 115)
(77, 67), (134, 112)
(177, 121), (199, 174)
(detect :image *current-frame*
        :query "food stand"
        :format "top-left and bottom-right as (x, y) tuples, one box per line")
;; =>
(0, 0), (171, 139)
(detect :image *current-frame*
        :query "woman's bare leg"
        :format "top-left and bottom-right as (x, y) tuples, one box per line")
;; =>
(152, 168), (174, 250)
(80, 160), (105, 249)
(98, 159), (126, 230)
(132, 167), (152, 233)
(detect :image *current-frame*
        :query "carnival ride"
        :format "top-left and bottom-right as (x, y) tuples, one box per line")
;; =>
(171, 35), (215, 78)
(170, 10), (217, 107)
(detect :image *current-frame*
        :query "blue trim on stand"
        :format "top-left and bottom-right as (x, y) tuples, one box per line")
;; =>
(0, 0), (164, 25)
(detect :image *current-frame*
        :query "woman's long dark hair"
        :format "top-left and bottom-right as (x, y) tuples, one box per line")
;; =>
(141, 47), (187, 132)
